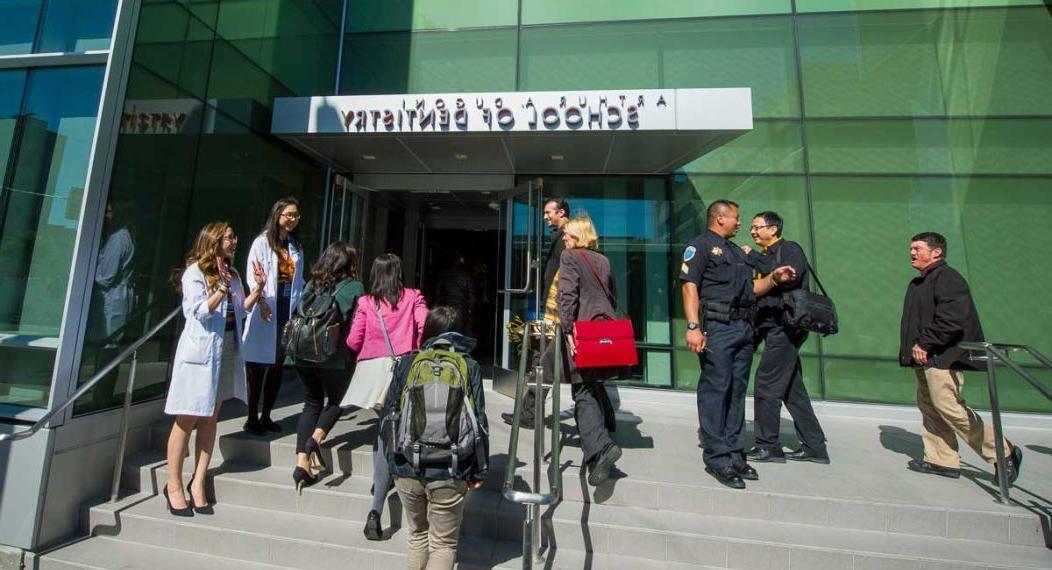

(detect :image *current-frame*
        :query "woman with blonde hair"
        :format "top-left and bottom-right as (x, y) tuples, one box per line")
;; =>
(164, 222), (267, 515)
(556, 216), (622, 487)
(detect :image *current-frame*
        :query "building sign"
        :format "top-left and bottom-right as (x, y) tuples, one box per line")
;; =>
(273, 88), (753, 135)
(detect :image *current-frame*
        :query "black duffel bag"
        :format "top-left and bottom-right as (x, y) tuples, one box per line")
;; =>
(782, 259), (838, 336)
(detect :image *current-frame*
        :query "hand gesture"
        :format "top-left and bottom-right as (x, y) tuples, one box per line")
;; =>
(466, 480), (483, 490)
(566, 334), (576, 357)
(251, 260), (267, 289)
(770, 265), (797, 284)
(686, 329), (706, 353)
(912, 344), (928, 366)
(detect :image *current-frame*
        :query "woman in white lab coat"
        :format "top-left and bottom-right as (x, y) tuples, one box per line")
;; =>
(164, 222), (267, 516)
(240, 197), (305, 434)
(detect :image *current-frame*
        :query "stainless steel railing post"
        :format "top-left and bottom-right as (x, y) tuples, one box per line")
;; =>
(985, 346), (1010, 504)
(530, 324), (547, 566)
(110, 350), (139, 503)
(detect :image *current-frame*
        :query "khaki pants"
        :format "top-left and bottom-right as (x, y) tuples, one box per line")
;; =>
(394, 477), (467, 570)
(914, 367), (1009, 469)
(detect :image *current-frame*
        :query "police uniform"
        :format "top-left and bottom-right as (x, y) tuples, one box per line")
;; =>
(750, 239), (827, 459)
(680, 230), (757, 470)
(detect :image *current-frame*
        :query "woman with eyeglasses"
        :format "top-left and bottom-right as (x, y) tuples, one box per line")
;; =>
(241, 198), (306, 435)
(164, 222), (267, 515)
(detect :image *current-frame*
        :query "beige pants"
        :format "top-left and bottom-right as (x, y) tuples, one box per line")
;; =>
(394, 477), (468, 570)
(914, 367), (1009, 469)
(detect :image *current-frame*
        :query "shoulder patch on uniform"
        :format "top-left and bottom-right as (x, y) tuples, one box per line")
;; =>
(680, 262), (690, 274)
(683, 246), (696, 261)
(711, 246), (723, 256)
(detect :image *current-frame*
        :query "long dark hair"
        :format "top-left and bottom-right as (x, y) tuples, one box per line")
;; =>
(262, 197), (300, 253)
(422, 306), (462, 341)
(369, 253), (404, 310)
(310, 241), (359, 290)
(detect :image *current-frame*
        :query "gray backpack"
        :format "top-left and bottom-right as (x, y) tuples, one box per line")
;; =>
(390, 342), (487, 478)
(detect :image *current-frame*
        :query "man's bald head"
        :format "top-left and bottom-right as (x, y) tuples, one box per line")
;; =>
(706, 200), (742, 238)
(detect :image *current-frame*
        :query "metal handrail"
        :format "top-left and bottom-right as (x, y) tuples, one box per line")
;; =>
(959, 341), (1052, 504)
(502, 319), (563, 568)
(1, 306), (182, 502)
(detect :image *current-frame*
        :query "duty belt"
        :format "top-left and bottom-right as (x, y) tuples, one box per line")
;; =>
(701, 300), (755, 323)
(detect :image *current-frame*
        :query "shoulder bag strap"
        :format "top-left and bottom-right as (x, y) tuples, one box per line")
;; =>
(804, 258), (831, 298)
(373, 298), (396, 358)
(575, 249), (618, 311)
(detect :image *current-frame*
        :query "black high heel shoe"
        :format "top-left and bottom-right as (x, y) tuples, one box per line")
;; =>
(363, 510), (383, 541)
(162, 484), (194, 517)
(293, 467), (318, 495)
(306, 438), (327, 473)
(187, 477), (214, 515)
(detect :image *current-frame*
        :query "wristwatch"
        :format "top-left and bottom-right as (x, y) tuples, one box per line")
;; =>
(687, 322), (701, 331)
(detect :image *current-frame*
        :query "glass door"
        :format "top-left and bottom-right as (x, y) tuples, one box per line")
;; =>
(492, 179), (544, 395)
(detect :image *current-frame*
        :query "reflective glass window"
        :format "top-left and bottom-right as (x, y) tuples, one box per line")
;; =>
(342, 29), (517, 95)
(36, 0), (117, 53)
(682, 121), (804, 174)
(522, 0), (791, 25)
(347, 0), (517, 32)
(520, 17), (800, 118)
(796, 0), (1045, 12)
(0, 66), (104, 409)
(0, 0), (42, 55)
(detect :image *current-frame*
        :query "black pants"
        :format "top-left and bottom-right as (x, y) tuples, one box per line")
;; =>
(752, 323), (827, 455)
(696, 319), (754, 469)
(295, 366), (351, 453)
(572, 381), (616, 465)
(246, 293), (290, 423)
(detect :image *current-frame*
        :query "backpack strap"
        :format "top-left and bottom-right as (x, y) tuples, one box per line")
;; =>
(373, 298), (396, 358)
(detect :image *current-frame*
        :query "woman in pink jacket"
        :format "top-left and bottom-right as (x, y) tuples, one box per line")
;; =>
(345, 253), (428, 541)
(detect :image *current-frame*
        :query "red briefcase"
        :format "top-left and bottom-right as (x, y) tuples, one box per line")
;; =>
(572, 318), (638, 368)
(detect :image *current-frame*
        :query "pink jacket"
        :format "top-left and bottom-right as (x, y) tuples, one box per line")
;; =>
(346, 289), (428, 361)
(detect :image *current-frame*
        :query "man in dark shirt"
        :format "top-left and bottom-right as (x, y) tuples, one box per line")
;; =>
(744, 212), (828, 464)
(680, 200), (796, 489)
(899, 232), (1022, 482)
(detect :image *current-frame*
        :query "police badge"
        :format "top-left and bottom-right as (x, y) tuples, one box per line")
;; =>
(711, 246), (723, 256)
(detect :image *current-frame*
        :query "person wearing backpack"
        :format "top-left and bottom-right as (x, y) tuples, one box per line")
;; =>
(285, 242), (364, 491)
(381, 306), (488, 570)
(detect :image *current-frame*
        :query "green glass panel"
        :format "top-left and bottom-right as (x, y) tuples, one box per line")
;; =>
(810, 176), (969, 360)
(216, 0), (341, 40)
(806, 119), (1052, 175)
(342, 29), (517, 95)
(823, 358), (915, 405)
(521, 17), (799, 118)
(346, 0), (517, 32)
(799, 8), (1052, 117)
(796, 0), (1046, 12)
(0, 71), (25, 182)
(0, 66), (104, 409)
(0, 0), (42, 55)
(36, 0), (117, 53)
(522, 0), (791, 25)
(682, 121), (804, 174)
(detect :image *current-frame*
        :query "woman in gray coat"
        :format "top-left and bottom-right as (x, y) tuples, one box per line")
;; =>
(556, 216), (622, 487)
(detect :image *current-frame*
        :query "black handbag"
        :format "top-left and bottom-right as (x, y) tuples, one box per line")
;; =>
(777, 250), (839, 336)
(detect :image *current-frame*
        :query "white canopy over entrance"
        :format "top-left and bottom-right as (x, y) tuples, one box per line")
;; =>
(272, 88), (752, 175)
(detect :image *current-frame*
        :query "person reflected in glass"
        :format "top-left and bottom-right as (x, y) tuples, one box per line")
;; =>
(242, 198), (305, 435)
(345, 253), (428, 540)
(164, 223), (267, 515)
(288, 241), (365, 492)
(557, 216), (622, 487)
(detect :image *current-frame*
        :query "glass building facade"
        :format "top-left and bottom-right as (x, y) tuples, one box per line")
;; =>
(1, 0), (1050, 420)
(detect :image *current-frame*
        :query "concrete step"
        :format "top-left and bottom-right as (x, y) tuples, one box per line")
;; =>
(115, 453), (1052, 569)
(78, 494), (718, 570)
(138, 406), (1047, 550)
(35, 536), (287, 569)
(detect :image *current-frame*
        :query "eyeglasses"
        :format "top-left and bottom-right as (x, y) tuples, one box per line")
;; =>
(281, 213), (301, 221)
(750, 224), (774, 231)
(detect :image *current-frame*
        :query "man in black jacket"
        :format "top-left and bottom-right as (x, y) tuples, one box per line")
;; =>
(899, 232), (1021, 482)
(744, 212), (828, 464)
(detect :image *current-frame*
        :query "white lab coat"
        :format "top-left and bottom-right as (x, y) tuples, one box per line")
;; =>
(165, 263), (248, 417)
(240, 234), (304, 364)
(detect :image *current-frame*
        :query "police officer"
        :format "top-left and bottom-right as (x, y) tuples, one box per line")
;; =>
(680, 200), (795, 489)
(744, 211), (829, 465)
